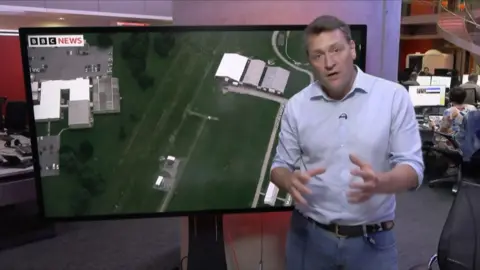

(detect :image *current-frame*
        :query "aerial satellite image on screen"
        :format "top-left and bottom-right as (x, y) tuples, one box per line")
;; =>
(28, 29), (364, 217)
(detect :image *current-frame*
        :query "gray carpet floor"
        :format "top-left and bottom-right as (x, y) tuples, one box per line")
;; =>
(0, 186), (453, 270)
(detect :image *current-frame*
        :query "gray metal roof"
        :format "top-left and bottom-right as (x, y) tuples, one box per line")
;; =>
(242, 59), (266, 86)
(68, 100), (90, 126)
(260, 66), (290, 93)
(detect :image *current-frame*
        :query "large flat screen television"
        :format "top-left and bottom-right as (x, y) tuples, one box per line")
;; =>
(19, 25), (367, 220)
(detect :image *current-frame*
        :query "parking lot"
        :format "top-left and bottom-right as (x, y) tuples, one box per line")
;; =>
(37, 135), (60, 177)
(28, 45), (113, 81)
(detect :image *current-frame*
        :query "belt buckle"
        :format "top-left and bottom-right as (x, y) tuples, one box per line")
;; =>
(334, 225), (346, 238)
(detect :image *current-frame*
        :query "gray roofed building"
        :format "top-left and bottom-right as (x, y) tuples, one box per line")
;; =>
(92, 77), (121, 114)
(242, 59), (266, 86)
(68, 100), (92, 129)
(260, 66), (290, 94)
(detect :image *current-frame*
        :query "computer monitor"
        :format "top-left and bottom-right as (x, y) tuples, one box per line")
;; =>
(408, 85), (446, 107)
(416, 76), (431, 86)
(19, 25), (368, 220)
(430, 76), (451, 88)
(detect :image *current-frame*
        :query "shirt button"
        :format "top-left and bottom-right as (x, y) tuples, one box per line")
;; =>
(341, 169), (351, 181)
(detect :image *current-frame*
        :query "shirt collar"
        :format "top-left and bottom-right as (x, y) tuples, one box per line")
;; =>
(308, 65), (370, 101)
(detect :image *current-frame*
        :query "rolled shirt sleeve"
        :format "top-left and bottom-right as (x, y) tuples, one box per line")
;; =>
(271, 101), (301, 172)
(389, 87), (425, 188)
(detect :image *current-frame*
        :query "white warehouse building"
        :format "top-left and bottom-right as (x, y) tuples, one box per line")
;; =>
(214, 53), (249, 83)
(214, 53), (290, 96)
(33, 78), (93, 129)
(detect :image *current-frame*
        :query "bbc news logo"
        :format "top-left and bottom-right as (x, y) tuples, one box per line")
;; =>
(28, 35), (85, 48)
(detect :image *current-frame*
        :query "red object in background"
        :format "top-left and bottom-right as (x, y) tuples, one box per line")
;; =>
(0, 36), (26, 101)
(398, 39), (435, 71)
(410, 0), (436, 15)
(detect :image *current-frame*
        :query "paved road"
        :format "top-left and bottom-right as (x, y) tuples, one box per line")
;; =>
(224, 86), (287, 104)
(251, 31), (315, 207)
(271, 31), (314, 82)
(251, 104), (284, 207)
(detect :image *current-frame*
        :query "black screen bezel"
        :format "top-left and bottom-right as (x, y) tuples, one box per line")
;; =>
(19, 24), (367, 222)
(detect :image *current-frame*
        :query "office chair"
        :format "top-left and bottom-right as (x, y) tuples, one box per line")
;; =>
(425, 132), (463, 194)
(428, 111), (480, 269)
(0, 97), (6, 131)
(463, 88), (477, 107)
(4, 101), (27, 135)
(426, 109), (480, 193)
(428, 172), (480, 270)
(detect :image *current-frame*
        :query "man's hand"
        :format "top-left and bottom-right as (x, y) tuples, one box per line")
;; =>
(287, 168), (326, 205)
(347, 154), (380, 204)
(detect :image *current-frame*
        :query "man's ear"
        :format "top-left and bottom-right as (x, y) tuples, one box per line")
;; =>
(349, 40), (357, 60)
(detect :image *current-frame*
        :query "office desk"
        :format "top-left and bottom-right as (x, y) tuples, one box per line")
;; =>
(0, 178), (36, 207)
(0, 134), (33, 179)
(0, 134), (35, 207)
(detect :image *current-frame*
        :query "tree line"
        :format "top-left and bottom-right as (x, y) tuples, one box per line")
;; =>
(59, 140), (105, 215)
(120, 32), (176, 91)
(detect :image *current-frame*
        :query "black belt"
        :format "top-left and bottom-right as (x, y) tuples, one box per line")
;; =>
(296, 210), (395, 238)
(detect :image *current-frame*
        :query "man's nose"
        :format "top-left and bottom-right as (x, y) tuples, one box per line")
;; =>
(324, 54), (335, 70)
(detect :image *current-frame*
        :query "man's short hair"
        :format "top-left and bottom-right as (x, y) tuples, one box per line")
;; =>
(449, 86), (467, 104)
(410, 72), (418, 80)
(468, 73), (478, 82)
(304, 15), (352, 52)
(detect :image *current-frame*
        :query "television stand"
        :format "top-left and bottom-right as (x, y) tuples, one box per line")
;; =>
(187, 214), (227, 270)
(0, 201), (55, 251)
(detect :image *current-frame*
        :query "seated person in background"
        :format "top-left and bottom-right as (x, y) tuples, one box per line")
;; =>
(403, 72), (420, 87)
(437, 87), (477, 149)
(419, 67), (432, 76)
(456, 110), (480, 161)
(459, 73), (480, 100)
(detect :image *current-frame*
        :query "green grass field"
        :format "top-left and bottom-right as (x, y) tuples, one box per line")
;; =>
(40, 30), (310, 217)
(285, 31), (309, 66)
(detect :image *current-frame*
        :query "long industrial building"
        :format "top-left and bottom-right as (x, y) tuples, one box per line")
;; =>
(33, 78), (92, 129)
(215, 53), (290, 95)
(215, 53), (249, 83)
(260, 67), (290, 95)
(242, 59), (266, 86)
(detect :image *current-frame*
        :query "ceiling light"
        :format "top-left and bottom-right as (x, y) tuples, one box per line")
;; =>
(0, 29), (19, 36)
(58, 17), (65, 20)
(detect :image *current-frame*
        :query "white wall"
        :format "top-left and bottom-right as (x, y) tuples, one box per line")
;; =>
(173, 0), (402, 82)
(0, 1), (173, 19)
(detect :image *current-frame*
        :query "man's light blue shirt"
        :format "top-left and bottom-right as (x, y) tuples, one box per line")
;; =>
(271, 68), (424, 225)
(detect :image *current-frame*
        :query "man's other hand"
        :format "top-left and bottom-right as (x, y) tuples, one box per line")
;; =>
(287, 168), (326, 205)
(347, 154), (380, 204)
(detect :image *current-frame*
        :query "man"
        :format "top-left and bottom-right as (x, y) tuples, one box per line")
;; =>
(459, 73), (480, 102)
(419, 67), (431, 76)
(402, 72), (420, 87)
(270, 15), (424, 270)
